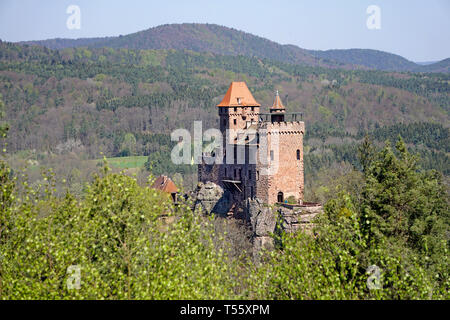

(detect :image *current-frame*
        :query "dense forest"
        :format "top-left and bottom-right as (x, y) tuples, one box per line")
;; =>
(0, 125), (448, 298)
(0, 41), (448, 196)
(21, 23), (450, 73)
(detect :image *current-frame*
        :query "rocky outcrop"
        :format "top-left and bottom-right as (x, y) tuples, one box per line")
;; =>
(247, 198), (277, 256)
(248, 198), (277, 237)
(277, 203), (323, 234)
(193, 182), (233, 216)
(246, 199), (324, 257)
(191, 188), (323, 258)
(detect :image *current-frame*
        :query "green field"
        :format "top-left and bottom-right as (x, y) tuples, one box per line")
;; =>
(100, 156), (148, 169)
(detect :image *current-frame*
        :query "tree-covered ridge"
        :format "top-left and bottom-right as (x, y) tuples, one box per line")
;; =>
(310, 48), (450, 73)
(18, 23), (449, 73)
(18, 23), (346, 69)
(0, 42), (448, 194)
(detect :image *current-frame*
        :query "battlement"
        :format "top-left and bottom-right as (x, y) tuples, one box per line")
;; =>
(258, 121), (305, 134)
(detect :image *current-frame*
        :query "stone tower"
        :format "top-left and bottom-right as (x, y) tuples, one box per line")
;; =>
(198, 81), (305, 206)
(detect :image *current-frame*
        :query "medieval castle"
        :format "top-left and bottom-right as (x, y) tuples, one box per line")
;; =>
(198, 81), (305, 207)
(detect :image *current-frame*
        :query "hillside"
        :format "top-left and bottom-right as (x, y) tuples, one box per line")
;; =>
(310, 49), (450, 73)
(310, 49), (419, 72)
(20, 23), (344, 69)
(20, 23), (449, 73)
(419, 58), (450, 73)
(0, 41), (448, 193)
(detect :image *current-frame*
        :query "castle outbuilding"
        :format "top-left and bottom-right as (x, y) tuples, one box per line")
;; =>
(199, 82), (305, 206)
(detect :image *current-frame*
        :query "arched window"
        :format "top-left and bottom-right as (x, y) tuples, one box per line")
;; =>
(296, 149), (301, 160)
(277, 192), (284, 203)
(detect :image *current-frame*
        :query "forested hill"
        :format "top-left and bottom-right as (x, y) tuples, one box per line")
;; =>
(310, 49), (450, 73)
(20, 23), (449, 73)
(0, 41), (449, 184)
(20, 23), (343, 69)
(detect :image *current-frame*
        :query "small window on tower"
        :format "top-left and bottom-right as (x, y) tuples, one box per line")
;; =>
(251, 107), (255, 112)
(297, 149), (301, 160)
(270, 150), (274, 161)
(233, 119), (237, 125)
(234, 107), (237, 112)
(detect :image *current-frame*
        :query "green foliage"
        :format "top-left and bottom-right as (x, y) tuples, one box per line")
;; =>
(0, 41), (448, 181)
(255, 189), (448, 299)
(0, 163), (245, 299)
(286, 195), (296, 204)
(361, 138), (449, 274)
(120, 133), (137, 156)
(0, 94), (8, 139)
(0, 139), (448, 299)
(145, 146), (196, 177)
(102, 156), (148, 169)
(255, 196), (367, 299)
(253, 138), (449, 300)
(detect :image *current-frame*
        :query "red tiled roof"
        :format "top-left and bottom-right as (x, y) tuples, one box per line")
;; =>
(217, 82), (261, 107)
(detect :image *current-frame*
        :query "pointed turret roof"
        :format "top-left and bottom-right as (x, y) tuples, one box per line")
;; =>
(217, 82), (261, 107)
(270, 90), (285, 111)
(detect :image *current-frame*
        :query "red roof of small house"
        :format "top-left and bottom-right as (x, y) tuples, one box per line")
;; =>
(151, 175), (178, 194)
(217, 82), (261, 107)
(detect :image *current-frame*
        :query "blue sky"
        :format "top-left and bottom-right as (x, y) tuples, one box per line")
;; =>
(0, 0), (449, 62)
